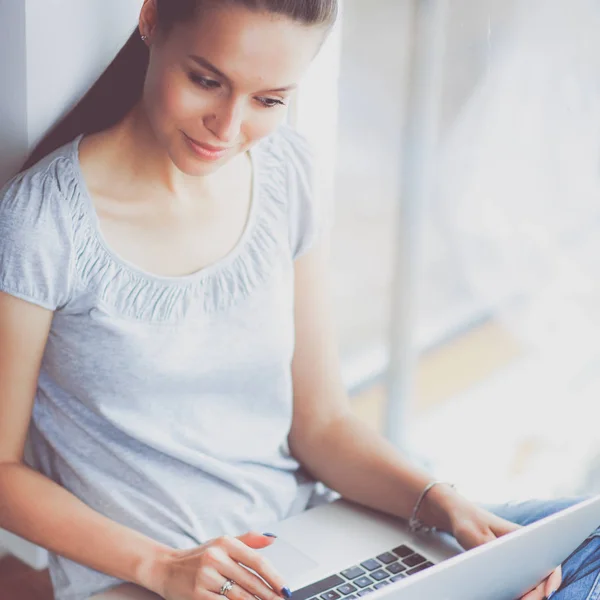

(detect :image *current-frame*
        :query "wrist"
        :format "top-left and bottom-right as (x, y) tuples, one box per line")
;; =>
(416, 482), (460, 532)
(134, 541), (178, 595)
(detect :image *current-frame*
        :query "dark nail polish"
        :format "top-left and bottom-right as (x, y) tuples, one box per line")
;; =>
(262, 532), (278, 538)
(281, 586), (292, 598)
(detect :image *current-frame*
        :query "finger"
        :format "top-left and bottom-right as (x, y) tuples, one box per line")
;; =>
(544, 566), (562, 597)
(206, 577), (258, 600)
(224, 537), (289, 599)
(474, 530), (498, 547)
(221, 561), (286, 600)
(489, 515), (521, 537)
(237, 532), (278, 550)
(520, 581), (546, 600)
(455, 524), (497, 550)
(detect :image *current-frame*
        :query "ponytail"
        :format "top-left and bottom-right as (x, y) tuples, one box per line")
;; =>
(21, 30), (148, 171)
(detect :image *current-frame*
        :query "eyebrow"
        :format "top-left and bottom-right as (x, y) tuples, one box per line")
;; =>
(189, 55), (297, 93)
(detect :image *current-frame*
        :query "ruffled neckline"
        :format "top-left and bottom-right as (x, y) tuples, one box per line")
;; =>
(70, 134), (261, 284)
(61, 132), (289, 322)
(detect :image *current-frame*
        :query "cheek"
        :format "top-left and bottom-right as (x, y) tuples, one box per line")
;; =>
(163, 81), (207, 121)
(243, 108), (289, 145)
(145, 67), (210, 131)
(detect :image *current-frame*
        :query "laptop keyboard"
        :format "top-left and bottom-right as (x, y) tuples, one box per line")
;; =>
(292, 544), (436, 600)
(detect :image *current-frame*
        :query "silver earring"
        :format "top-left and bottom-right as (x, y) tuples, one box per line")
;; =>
(141, 35), (148, 41)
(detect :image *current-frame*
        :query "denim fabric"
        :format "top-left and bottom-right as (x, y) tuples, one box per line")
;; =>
(488, 499), (600, 599)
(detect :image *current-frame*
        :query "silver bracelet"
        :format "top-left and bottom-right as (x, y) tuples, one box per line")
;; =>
(408, 481), (455, 534)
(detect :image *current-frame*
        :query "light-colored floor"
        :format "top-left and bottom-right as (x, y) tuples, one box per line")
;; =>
(349, 320), (550, 504)
(351, 319), (521, 429)
(354, 318), (600, 505)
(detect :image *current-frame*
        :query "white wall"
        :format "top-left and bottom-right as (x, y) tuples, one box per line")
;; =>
(25, 0), (144, 151)
(0, 0), (28, 184)
(0, 0), (143, 186)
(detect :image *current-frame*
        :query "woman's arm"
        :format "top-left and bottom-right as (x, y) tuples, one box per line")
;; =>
(0, 292), (173, 590)
(287, 241), (456, 528)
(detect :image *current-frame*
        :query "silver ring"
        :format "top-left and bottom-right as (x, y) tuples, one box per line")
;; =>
(219, 579), (236, 597)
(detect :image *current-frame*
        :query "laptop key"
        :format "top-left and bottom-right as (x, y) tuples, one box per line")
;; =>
(341, 566), (366, 580)
(360, 559), (381, 571)
(357, 589), (374, 597)
(369, 570), (389, 582)
(293, 575), (346, 600)
(390, 574), (407, 583)
(392, 545), (414, 558)
(402, 553), (427, 568)
(346, 596), (357, 600)
(337, 584), (358, 595)
(374, 581), (391, 590)
(407, 562), (435, 576)
(376, 552), (397, 565)
(386, 562), (407, 575)
(321, 592), (341, 600)
(354, 576), (374, 589)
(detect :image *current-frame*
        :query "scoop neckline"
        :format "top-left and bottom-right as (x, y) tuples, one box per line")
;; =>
(69, 133), (261, 287)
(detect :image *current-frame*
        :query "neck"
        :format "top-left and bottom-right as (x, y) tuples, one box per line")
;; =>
(111, 103), (214, 199)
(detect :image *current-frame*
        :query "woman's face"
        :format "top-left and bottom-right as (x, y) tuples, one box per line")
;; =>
(139, 1), (326, 176)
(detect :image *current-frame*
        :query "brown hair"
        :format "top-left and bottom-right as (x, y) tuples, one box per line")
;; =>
(157, 0), (338, 31)
(21, 0), (337, 171)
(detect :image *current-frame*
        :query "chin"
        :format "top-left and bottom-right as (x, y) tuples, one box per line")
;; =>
(171, 147), (229, 177)
(182, 159), (224, 176)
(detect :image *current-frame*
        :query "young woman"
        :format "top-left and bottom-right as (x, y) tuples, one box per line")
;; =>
(0, 1), (598, 599)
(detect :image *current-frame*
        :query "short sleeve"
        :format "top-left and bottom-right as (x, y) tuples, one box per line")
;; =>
(0, 166), (74, 310)
(279, 126), (330, 260)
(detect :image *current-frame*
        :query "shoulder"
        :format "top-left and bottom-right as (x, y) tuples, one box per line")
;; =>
(0, 137), (81, 309)
(256, 124), (315, 201)
(259, 124), (314, 176)
(0, 137), (81, 225)
(257, 125), (320, 260)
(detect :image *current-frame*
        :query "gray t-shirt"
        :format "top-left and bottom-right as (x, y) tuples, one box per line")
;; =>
(0, 126), (330, 600)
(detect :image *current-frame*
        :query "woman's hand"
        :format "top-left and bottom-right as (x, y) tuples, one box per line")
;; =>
(422, 485), (562, 600)
(450, 502), (562, 599)
(145, 532), (290, 600)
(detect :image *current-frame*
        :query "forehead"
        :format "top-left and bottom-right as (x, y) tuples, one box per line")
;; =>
(170, 5), (325, 89)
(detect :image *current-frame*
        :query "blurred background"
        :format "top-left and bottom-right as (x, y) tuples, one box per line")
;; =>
(2, 0), (600, 590)
(323, 0), (600, 504)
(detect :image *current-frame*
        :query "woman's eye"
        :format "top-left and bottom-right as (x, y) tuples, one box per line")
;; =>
(189, 74), (220, 89)
(257, 97), (286, 108)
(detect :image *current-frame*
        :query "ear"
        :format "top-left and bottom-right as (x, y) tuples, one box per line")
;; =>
(139, 0), (159, 43)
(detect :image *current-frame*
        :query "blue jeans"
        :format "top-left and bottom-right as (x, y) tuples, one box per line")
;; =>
(488, 499), (600, 599)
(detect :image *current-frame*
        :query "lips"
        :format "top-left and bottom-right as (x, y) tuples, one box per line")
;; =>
(187, 136), (230, 152)
(183, 132), (232, 162)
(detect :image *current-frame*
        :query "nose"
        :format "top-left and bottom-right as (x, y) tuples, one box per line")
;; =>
(204, 99), (244, 144)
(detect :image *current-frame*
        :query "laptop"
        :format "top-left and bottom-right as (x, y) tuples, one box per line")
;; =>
(92, 495), (600, 600)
